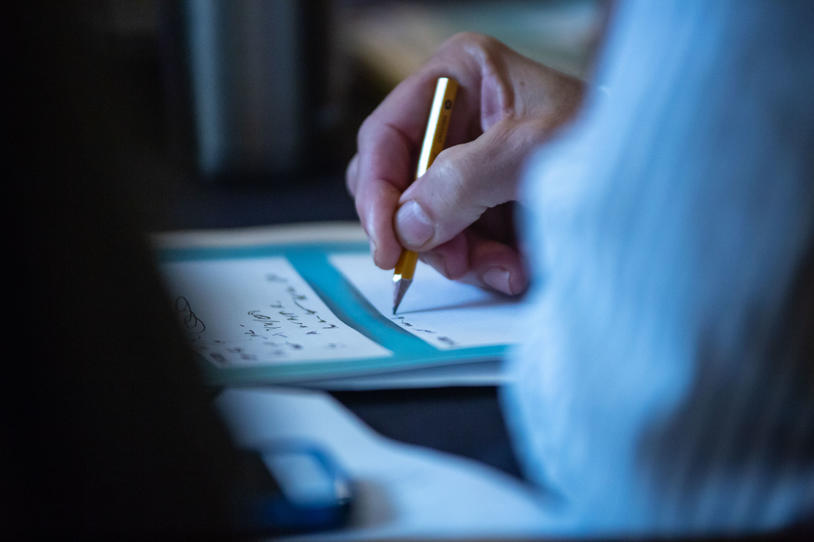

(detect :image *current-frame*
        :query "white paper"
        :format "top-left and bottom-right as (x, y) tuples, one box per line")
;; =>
(217, 387), (557, 540)
(160, 257), (391, 366)
(329, 253), (525, 350)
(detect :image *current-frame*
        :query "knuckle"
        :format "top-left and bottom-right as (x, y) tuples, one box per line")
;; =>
(442, 33), (503, 70)
(442, 32), (499, 54)
(435, 149), (468, 198)
(435, 148), (491, 220)
(427, 153), (471, 219)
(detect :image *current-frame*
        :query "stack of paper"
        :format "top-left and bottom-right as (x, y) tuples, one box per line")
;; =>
(154, 222), (526, 389)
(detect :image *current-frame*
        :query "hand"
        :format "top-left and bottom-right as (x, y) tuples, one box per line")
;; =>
(346, 32), (583, 295)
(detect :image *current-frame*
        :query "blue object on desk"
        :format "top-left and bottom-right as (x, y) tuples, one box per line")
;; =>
(234, 441), (354, 535)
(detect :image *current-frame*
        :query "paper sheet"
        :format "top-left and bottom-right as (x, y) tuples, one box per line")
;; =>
(161, 257), (391, 366)
(329, 253), (525, 350)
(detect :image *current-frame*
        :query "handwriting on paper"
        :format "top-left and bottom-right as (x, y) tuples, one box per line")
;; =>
(329, 253), (525, 350)
(391, 314), (457, 347)
(161, 257), (390, 366)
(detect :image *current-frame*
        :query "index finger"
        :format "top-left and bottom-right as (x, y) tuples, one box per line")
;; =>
(354, 58), (481, 268)
(354, 73), (440, 268)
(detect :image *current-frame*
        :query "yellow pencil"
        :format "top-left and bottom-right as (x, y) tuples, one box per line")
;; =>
(392, 76), (459, 314)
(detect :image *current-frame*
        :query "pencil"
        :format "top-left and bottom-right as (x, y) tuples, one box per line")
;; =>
(392, 76), (459, 314)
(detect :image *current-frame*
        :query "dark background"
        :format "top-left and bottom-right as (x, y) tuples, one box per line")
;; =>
(69, 0), (601, 232)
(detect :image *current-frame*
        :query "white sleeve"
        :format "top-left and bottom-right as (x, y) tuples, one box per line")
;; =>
(502, 0), (814, 536)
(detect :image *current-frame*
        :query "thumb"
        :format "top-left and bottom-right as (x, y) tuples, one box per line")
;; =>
(394, 119), (533, 251)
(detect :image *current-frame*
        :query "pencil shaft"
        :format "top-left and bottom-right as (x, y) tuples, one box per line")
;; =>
(394, 250), (419, 280)
(391, 77), (458, 313)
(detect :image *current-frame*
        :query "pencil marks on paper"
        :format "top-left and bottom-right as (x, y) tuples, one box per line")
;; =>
(162, 257), (390, 366)
(329, 253), (524, 350)
(175, 295), (206, 335)
(391, 314), (457, 347)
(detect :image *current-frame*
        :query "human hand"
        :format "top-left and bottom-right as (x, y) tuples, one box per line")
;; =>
(346, 33), (583, 295)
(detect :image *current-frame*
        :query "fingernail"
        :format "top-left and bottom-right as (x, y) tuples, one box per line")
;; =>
(483, 267), (512, 294)
(395, 200), (434, 248)
(369, 238), (377, 258)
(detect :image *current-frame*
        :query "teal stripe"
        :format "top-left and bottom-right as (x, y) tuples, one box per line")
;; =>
(155, 241), (509, 386)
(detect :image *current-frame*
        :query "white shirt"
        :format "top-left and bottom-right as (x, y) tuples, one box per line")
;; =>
(503, 0), (814, 536)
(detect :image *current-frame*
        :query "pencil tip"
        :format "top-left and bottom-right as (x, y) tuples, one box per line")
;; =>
(392, 278), (411, 315)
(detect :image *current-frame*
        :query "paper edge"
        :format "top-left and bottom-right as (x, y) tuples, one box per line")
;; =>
(152, 221), (367, 249)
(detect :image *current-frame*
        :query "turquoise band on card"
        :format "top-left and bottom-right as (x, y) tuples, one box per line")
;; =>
(156, 241), (509, 386)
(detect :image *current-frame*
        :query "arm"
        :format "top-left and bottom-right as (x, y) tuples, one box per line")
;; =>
(504, 0), (814, 535)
